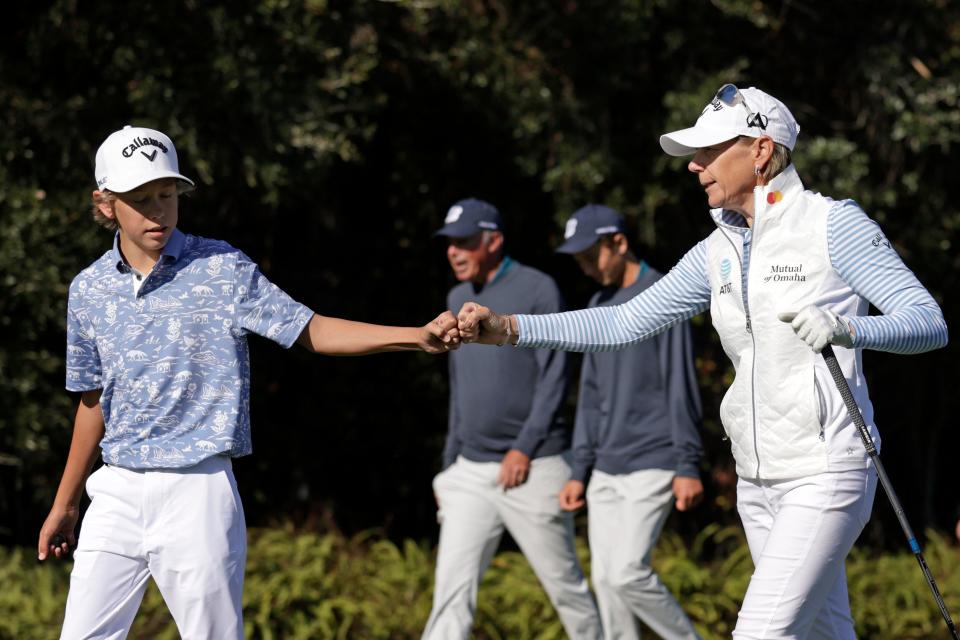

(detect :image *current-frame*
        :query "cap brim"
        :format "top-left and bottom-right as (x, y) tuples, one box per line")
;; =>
(555, 234), (599, 255)
(433, 220), (481, 238)
(659, 126), (740, 157)
(107, 171), (195, 193)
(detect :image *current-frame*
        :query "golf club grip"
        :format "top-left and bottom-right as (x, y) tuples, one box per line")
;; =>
(821, 345), (914, 540)
(821, 345), (960, 639)
(820, 346), (876, 455)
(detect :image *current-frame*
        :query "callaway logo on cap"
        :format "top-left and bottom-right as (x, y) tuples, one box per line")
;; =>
(95, 125), (195, 193)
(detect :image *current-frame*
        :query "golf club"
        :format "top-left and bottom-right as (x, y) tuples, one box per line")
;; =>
(821, 345), (959, 639)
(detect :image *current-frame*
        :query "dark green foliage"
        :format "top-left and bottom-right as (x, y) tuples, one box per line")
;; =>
(1, 526), (959, 638)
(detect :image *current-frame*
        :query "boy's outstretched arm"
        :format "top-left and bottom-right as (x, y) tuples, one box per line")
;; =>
(296, 311), (460, 355)
(38, 389), (104, 561)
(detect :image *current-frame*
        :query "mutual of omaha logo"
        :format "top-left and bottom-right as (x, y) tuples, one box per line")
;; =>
(564, 218), (578, 239)
(762, 263), (805, 283)
(445, 205), (463, 223)
(718, 258), (733, 295)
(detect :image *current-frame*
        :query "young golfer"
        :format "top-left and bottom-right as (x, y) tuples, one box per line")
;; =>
(556, 204), (703, 640)
(37, 125), (459, 639)
(455, 86), (948, 638)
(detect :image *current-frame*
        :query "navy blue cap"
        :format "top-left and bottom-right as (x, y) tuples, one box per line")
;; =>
(555, 205), (627, 254)
(434, 198), (503, 238)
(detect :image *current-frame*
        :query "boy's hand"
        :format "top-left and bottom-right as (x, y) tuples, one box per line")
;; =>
(457, 303), (513, 345)
(558, 480), (586, 511)
(38, 506), (79, 561)
(421, 311), (461, 353)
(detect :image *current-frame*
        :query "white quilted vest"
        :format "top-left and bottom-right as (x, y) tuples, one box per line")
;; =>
(704, 165), (878, 480)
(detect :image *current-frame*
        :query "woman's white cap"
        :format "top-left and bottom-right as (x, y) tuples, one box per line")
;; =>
(659, 87), (800, 156)
(94, 126), (195, 192)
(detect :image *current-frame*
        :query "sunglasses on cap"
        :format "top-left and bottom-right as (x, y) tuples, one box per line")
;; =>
(716, 83), (769, 131)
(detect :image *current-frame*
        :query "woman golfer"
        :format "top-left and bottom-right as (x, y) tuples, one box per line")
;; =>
(455, 85), (948, 638)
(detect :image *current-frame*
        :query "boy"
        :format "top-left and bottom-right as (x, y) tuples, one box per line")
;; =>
(555, 204), (703, 640)
(37, 125), (458, 639)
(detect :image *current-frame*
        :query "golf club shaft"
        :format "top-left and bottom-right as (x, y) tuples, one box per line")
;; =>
(821, 345), (959, 639)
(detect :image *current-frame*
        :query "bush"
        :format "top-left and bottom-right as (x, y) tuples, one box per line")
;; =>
(1, 525), (958, 639)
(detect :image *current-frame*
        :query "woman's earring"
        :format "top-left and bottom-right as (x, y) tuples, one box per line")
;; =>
(755, 165), (764, 187)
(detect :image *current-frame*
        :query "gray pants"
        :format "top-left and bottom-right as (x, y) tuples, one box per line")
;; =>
(423, 454), (601, 640)
(587, 468), (700, 640)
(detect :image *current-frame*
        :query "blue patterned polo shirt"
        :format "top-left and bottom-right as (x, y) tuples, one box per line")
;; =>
(65, 229), (314, 469)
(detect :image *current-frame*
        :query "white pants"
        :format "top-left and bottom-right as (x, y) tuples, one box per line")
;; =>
(423, 454), (601, 640)
(60, 456), (247, 640)
(587, 469), (701, 640)
(733, 468), (877, 639)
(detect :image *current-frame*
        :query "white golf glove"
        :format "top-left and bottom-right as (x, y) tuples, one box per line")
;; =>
(778, 305), (854, 352)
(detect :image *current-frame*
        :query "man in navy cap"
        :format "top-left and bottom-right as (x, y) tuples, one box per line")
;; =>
(556, 205), (704, 640)
(423, 198), (601, 640)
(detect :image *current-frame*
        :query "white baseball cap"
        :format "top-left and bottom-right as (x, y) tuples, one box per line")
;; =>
(659, 85), (800, 156)
(94, 125), (194, 192)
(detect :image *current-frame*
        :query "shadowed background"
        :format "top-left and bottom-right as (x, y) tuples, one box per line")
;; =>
(1, 0), (958, 556)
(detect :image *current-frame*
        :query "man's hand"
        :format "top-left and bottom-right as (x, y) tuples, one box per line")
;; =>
(558, 479), (586, 512)
(778, 305), (854, 352)
(421, 311), (461, 353)
(498, 449), (530, 489)
(672, 476), (704, 512)
(38, 505), (79, 561)
(457, 303), (514, 345)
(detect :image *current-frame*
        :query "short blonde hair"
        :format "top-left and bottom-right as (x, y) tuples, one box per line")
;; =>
(90, 180), (193, 231)
(762, 142), (792, 183)
(91, 190), (119, 231)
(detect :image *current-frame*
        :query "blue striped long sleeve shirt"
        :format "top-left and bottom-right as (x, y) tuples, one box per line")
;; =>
(517, 201), (947, 354)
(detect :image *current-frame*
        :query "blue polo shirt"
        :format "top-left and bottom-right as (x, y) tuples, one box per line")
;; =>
(65, 229), (314, 469)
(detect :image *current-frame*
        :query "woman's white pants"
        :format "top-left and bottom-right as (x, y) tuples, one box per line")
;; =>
(733, 468), (877, 639)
